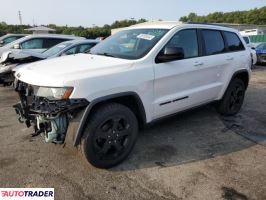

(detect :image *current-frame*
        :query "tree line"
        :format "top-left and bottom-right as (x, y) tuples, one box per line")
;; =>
(179, 6), (266, 25)
(0, 6), (265, 38)
(0, 18), (147, 38)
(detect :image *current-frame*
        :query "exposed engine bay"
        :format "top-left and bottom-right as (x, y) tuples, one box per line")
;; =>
(13, 81), (89, 144)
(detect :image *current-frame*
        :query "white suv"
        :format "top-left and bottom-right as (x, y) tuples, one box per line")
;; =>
(13, 22), (251, 168)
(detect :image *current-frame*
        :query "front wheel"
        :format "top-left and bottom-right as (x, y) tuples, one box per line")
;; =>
(81, 103), (138, 169)
(217, 78), (246, 116)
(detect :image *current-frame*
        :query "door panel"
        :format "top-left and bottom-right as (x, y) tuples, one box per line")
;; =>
(153, 56), (226, 118)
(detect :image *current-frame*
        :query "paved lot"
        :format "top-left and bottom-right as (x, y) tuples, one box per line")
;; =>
(0, 66), (266, 200)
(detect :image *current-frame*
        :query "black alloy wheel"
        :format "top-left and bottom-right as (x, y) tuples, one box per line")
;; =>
(81, 103), (138, 169)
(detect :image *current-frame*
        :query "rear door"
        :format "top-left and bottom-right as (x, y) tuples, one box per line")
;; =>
(153, 28), (228, 119)
(223, 31), (247, 68)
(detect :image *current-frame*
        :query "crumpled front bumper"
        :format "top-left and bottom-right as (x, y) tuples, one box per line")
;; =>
(13, 80), (89, 144)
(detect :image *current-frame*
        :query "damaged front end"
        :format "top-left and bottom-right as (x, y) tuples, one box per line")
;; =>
(13, 81), (89, 144)
(0, 51), (44, 86)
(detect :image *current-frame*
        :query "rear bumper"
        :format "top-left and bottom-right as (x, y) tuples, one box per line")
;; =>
(257, 54), (266, 63)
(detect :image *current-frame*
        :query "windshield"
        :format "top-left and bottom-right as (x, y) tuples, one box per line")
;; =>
(90, 28), (169, 60)
(42, 42), (73, 57)
(256, 43), (266, 49)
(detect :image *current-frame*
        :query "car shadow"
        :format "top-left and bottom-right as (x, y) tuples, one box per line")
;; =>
(112, 101), (266, 171)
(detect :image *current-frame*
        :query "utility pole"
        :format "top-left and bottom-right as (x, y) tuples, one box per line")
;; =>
(18, 11), (22, 25)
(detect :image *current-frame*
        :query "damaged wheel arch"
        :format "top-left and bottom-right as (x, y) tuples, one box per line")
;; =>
(68, 92), (147, 147)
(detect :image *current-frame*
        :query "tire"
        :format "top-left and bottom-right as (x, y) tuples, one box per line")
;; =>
(217, 78), (246, 116)
(81, 103), (138, 169)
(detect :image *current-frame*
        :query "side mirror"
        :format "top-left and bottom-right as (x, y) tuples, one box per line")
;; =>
(0, 41), (4, 46)
(156, 47), (184, 63)
(13, 44), (20, 49)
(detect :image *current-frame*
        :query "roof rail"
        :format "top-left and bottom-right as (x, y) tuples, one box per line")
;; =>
(185, 22), (217, 25)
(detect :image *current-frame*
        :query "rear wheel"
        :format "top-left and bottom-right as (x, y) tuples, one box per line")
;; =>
(217, 78), (246, 116)
(81, 103), (138, 169)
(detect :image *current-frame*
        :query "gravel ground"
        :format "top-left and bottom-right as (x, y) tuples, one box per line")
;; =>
(0, 66), (265, 200)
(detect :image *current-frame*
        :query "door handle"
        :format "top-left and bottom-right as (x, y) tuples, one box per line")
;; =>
(194, 62), (204, 67)
(226, 57), (234, 61)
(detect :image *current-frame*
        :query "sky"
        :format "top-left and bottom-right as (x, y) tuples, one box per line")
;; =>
(0, 0), (265, 27)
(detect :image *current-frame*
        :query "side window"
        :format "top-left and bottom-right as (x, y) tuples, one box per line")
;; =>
(21, 38), (44, 49)
(243, 37), (250, 44)
(3, 36), (18, 44)
(202, 30), (225, 55)
(224, 32), (245, 51)
(78, 43), (97, 53)
(166, 29), (199, 58)
(63, 46), (78, 55)
(44, 38), (68, 49)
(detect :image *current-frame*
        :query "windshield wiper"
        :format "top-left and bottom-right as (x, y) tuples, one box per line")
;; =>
(96, 52), (116, 58)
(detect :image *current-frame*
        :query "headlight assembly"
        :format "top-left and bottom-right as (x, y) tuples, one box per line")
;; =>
(34, 86), (73, 100)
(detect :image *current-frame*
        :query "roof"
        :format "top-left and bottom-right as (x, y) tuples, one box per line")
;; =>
(126, 21), (237, 32)
(22, 34), (85, 40)
(61, 39), (99, 45)
(25, 26), (55, 32)
(129, 21), (183, 29)
(0, 33), (28, 40)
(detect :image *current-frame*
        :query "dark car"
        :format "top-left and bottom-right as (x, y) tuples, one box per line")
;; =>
(256, 43), (266, 64)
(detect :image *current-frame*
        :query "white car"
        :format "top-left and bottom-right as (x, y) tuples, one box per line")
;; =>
(243, 36), (257, 65)
(0, 34), (85, 57)
(14, 21), (251, 168)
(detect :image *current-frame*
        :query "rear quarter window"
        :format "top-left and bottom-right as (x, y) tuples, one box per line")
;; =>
(224, 32), (245, 52)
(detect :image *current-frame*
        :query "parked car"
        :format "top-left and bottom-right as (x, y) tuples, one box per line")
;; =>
(0, 34), (28, 47)
(13, 22), (251, 169)
(242, 36), (257, 65)
(0, 39), (99, 85)
(0, 34), (85, 57)
(255, 43), (266, 64)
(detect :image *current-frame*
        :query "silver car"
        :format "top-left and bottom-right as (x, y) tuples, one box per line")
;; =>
(0, 34), (28, 47)
(0, 39), (99, 85)
(0, 34), (85, 57)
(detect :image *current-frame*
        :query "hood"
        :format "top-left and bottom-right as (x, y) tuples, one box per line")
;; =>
(0, 49), (45, 64)
(0, 47), (9, 57)
(10, 49), (45, 59)
(16, 54), (135, 86)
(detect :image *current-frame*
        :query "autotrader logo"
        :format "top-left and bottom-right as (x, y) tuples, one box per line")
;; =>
(0, 188), (54, 200)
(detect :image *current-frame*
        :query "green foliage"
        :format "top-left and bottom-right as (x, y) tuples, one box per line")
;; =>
(180, 6), (266, 25)
(0, 19), (147, 38)
(0, 22), (31, 36)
